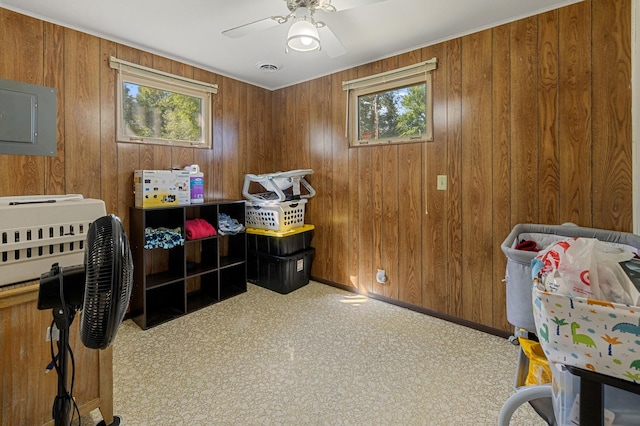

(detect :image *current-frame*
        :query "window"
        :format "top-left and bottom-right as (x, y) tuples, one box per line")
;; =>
(343, 58), (437, 147)
(110, 57), (217, 148)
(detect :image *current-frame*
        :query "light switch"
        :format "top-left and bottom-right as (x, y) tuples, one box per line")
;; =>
(437, 175), (447, 190)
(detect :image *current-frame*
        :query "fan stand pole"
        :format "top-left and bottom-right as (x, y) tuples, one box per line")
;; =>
(50, 306), (124, 426)
(52, 307), (76, 426)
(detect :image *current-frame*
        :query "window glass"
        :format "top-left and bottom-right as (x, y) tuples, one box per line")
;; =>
(116, 72), (212, 148)
(123, 82), (203, 143)
(349, 73), (433, 147)
(358, 82), (426, 142)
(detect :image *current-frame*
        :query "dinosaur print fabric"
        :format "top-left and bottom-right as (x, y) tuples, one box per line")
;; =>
(533, 285), (640, 383)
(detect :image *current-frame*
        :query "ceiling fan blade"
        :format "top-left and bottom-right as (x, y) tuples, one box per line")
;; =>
(222, 17), (279, 39)
(329, 0), (387, 12)
(319, 26), (347, 58)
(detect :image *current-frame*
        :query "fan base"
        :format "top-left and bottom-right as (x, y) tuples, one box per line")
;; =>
(97, 415), (122, 426)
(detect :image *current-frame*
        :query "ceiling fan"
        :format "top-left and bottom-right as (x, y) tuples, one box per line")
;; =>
(222, 0), (386, 58)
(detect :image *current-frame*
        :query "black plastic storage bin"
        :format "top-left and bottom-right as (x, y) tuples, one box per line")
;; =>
(246, 224), (314, 256)
(248, 247), (315, 294)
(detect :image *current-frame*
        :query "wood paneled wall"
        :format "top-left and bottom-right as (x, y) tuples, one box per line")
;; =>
(0, 0), (633, 334)
(275, 0), (633, 332)
(0, 8), (274, 236)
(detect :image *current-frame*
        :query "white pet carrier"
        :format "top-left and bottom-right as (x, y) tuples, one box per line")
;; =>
(0, 195), (106, 287)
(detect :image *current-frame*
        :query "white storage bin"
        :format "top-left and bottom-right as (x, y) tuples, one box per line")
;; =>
(245, 199), (306, 232)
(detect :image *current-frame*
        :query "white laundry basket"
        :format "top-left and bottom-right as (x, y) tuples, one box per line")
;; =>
(245, 199), (307, 232)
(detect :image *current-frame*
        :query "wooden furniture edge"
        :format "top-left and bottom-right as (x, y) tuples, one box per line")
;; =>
(0, 282), (39, 308)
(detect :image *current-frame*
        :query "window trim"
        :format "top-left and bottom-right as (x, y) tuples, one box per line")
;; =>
(343, 58), (437, 147)
(109, 56), (217, 148)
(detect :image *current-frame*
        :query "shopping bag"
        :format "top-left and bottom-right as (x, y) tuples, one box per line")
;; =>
(532, 237), (637, 305)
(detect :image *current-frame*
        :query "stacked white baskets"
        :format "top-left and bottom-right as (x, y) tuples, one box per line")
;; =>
(243, 169), (315, 232)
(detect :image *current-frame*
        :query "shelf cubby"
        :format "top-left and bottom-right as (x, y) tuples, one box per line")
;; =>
(219, 263), (248, 301)
(186, 272), (219, 312)
(144, 281), (186, 328)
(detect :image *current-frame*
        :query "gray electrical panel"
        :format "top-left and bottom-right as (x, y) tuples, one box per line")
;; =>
(0, 78), (57, 156)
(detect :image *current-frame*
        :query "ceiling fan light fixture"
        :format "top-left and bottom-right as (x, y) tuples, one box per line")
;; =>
(286, 7), (320, 52)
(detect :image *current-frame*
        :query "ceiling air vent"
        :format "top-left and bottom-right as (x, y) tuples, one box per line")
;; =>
(257, 62), (280, 73)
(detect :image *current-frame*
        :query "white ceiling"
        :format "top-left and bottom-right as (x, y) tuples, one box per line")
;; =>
(0, 0), (582, 90)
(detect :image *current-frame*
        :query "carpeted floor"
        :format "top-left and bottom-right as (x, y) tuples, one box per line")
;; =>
(105, 281), (545, 425)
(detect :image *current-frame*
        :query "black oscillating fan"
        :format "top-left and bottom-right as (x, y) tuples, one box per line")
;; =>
(37, 214), (134, 426)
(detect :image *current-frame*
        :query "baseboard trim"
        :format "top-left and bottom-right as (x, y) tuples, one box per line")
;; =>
(311, 276), (511, 339)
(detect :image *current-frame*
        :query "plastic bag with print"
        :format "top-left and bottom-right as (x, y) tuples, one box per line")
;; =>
(531, 237), (638, 305)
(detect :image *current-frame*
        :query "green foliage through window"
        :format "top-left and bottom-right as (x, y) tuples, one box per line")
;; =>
(111, 56), (215, 149)
(358, 83), (426, 141)
(344, 61), (435, 147)
(123, 83), (203, 143)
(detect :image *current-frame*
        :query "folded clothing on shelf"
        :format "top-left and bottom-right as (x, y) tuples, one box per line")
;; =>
(144, 227), (184, 249)
(218, 213), (245, 235)
(185, 218), (217, 240)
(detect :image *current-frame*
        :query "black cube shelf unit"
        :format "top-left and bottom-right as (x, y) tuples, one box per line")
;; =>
(129, 200), (246, 329)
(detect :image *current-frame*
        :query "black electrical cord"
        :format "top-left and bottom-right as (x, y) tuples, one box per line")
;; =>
(49, 319), (58, 419)
(49, 318), (71, 422)
(49, 318), (57, 373)
(49, 340), (81, 425)
(50, 271), (82, 426)
(68, 339), (81, 424)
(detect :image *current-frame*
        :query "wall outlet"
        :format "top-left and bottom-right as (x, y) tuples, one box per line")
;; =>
(46, 325), (59, 342)
(437, 175), (447, 190)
